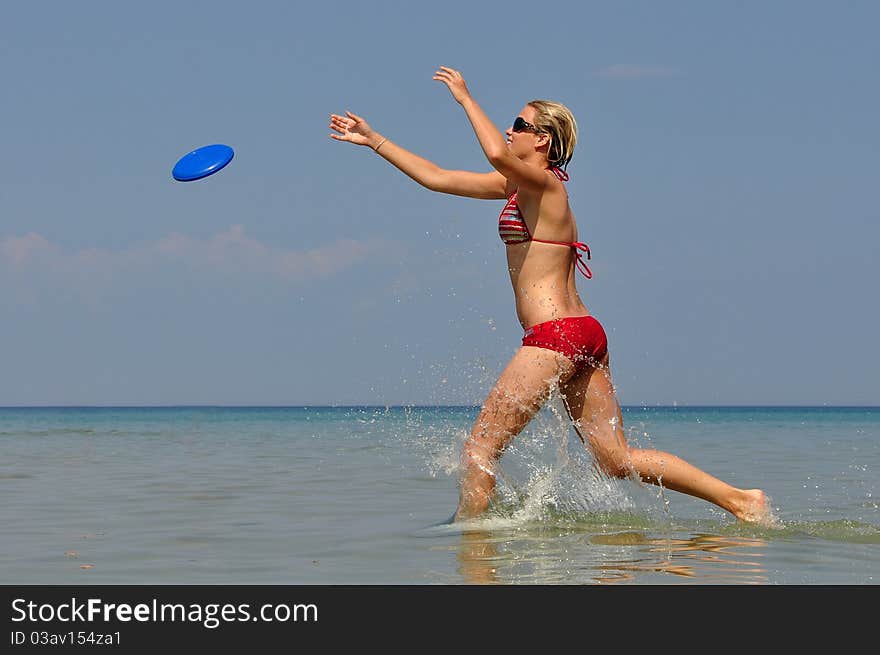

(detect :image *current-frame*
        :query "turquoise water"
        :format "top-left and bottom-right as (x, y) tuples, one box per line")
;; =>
(1, 405), (877, 584)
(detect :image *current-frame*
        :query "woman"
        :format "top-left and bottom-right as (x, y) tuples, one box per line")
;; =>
(330, 67), (772, 524)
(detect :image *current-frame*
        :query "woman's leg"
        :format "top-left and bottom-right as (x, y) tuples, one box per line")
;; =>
(560, 354), (772, 523)
(455, 346), (575, 521)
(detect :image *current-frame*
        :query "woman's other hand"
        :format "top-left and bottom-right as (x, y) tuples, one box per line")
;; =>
(433, 66), (472, 104)
(329, 111), (382, 148)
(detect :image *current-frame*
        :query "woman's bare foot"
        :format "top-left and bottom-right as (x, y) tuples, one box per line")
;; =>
(731, 489), (777, 525)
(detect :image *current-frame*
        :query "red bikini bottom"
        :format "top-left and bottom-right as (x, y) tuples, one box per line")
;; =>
(521, 315), (608, 371)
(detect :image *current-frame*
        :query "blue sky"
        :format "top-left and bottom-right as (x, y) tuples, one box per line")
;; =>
(1, 1), (877, 406)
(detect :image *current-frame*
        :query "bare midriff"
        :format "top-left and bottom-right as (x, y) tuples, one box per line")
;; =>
(506, 240), (590, 330)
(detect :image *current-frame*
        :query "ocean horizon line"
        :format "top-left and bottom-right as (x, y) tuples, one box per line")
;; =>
(1, 404), (878, 410)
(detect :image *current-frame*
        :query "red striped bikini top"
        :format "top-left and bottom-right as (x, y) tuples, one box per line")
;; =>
(498, 167), (592, 279)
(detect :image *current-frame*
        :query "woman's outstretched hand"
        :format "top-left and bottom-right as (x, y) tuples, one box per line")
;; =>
(329, 111), (381, 148)
(433, 66), (472, 104)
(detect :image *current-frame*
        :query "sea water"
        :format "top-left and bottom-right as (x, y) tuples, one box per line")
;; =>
(1, 404), (877, 584)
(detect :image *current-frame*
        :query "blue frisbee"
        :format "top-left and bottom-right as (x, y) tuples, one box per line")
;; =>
(172, 144), (234, 181)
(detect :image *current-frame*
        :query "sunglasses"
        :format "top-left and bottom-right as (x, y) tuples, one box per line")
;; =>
(512, 116), (542, 133)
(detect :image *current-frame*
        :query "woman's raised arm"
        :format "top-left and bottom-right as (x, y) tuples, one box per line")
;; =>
(432, 67), (549, 193)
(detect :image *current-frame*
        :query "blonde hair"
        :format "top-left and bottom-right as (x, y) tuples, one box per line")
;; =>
(527, 100), (579, 169)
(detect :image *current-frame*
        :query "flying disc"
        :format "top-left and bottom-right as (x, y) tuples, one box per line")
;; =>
(172, 144), (234, 182)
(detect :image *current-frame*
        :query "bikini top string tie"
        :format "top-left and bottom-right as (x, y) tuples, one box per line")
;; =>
(530, 237), (593, 279)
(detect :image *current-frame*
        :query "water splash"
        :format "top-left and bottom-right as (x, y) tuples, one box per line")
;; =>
(406, 381), (667, 529)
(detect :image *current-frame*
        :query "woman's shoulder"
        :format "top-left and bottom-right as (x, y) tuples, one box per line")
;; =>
(512, 166), (568, 195)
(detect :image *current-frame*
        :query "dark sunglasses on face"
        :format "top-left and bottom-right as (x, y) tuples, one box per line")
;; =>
(512, 116), (542, 133)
